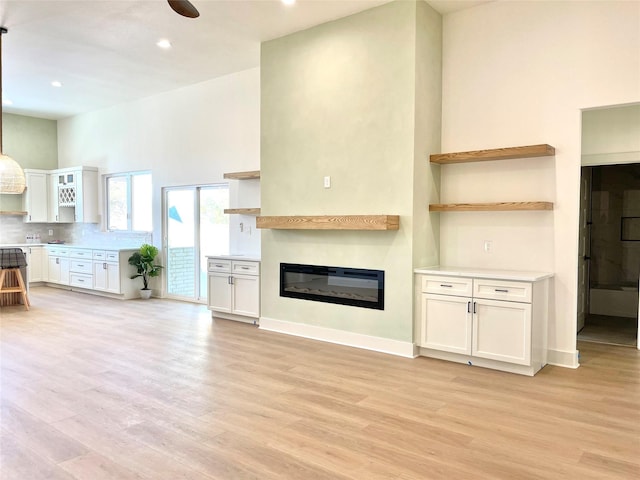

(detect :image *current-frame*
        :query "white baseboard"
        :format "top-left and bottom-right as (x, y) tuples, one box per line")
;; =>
(259, 317), (416, 358)
(547, 348), (580, 369)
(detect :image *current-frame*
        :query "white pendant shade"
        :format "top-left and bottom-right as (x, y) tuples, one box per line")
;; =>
(0, 153), (26, 194)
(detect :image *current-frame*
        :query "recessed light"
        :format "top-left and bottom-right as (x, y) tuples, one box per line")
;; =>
(157, 39), (172, 49)
(51, 81), (63, 88)
(282, 0), (296, 5)
(2, 98), (12, 106)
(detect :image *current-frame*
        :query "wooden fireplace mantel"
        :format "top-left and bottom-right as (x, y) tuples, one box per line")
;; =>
(256, 215), (399, 231)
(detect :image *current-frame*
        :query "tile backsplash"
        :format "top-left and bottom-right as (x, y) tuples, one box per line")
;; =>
(0, 216), (152, 247)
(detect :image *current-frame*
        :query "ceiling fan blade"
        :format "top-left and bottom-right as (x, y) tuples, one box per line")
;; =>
(168, 0), (200, 18)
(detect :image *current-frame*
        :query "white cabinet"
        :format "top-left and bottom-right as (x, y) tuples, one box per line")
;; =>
(69, 248), (93, 289)
(207, 256), (260, 323)
(93, 250), (121, 294)
(25, 246), (46, 283)
(416, 268), (551, 376)
(45, 246), (137, 299)
(47, 246), (70, 285)
(22, 169), (49, 223)
(48, 167), (99, 223)
(421, 293), (472, 355)
(48, 174), (74, 223)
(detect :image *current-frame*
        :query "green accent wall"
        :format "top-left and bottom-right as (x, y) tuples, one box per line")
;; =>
(260, 0), (441, 342)
(0, 113), (57, 210)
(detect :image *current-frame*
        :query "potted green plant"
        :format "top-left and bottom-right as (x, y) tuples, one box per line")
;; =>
(128, 243), (163, 299)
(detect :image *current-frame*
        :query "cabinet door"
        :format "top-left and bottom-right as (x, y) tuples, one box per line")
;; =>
(208, 273), (232, 313)
(48, 174), (74, 223)
(106, 262), (121, 294)
(421, 293), (472, 355)
(75, 170), (99, 223)
(48, 256), (60, 283)
(93, 262), (107, 291)
(232, 274), (259, 318)
(23, 172), (48, 223)
(28, 247), (44, 283)
(473, 299), (532, 365)
(60, 258), (70, 285)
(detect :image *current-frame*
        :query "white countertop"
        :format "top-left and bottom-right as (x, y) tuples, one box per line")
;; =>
(207, 254), (261, 262)
(414, 265), (553, 282)
(0, 243), (138, 252)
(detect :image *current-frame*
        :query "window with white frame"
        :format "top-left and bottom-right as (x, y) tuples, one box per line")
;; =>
(106, 171), (152, 232)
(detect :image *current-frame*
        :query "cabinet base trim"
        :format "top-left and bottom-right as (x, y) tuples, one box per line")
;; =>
(43, 283), (131, 300)
(210, 310), (259, 324)
(418, 347), (544, 376)
(259, 317), (415, 358)
(547, 348), (580, 369)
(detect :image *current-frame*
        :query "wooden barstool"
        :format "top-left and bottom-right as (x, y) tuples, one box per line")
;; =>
(0, 248), (30, 311)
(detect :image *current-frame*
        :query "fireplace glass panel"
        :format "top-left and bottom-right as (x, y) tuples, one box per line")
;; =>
(280, 263), (384, 310)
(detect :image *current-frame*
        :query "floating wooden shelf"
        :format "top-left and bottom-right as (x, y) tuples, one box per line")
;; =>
(0, 211), (28, 216)
(429, 202), (554, 212)
(224, 208), (261, 215)
(430, 144), (555, 164)
(223, 170), (260, 180)
(256, 215), (400, 230)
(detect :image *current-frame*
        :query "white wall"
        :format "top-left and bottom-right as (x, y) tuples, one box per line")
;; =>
(57, 67), (261, 258)
(440, 1), (640, 366)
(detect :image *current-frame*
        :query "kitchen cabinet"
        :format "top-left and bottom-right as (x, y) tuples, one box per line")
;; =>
(22, 169), (49, 223)
(48, 167), (99, 223)
(45, 246), (137, 299)
(207, 256), (260, 323)
(415, 267), (551, 376)
(69, 248), (93, 289)
(25, 246), (46, 283)
(48, 174), (74, 223)
(47, 246), (70, 285)
(92, 250), (121, 294)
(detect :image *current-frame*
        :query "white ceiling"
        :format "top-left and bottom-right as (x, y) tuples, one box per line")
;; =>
(0, 0), (489, 120)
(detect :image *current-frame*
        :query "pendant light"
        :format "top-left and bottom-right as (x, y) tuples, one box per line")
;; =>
(0, 27), (25, 194)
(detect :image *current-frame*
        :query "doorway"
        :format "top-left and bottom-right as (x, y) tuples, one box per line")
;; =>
(577, 164), (639, 347)
(163, 185), (229, 303)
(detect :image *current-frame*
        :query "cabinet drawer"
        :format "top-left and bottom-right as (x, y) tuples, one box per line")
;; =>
(47, 247), (69, 257)
(105, 252), (119, 262)
(232, 261), (259, 276)
(92, 250), (106, 260)
(69, 249), (92, 260)
(473, 279), (532, 303)
(70, 273), (92, 288)
(208, 258), (231, 273)
(70, 260), (93, 274)
(421, 275), (472, 296)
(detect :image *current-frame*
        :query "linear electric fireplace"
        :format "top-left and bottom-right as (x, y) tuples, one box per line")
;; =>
(280, 263), (385, 310)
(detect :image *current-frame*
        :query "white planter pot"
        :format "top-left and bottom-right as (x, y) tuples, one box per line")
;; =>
(139, 289), (152, 299)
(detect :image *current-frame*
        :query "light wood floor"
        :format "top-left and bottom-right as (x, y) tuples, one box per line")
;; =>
(1, 287), (639, 480)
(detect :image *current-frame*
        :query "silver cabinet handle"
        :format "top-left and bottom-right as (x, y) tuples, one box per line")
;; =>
(467, 301), (471, 313)
(495, 289), (509, 293)
(215, 264), (224, 268)
(440, 284), (453, 288)
(241, 266), (250, 270)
